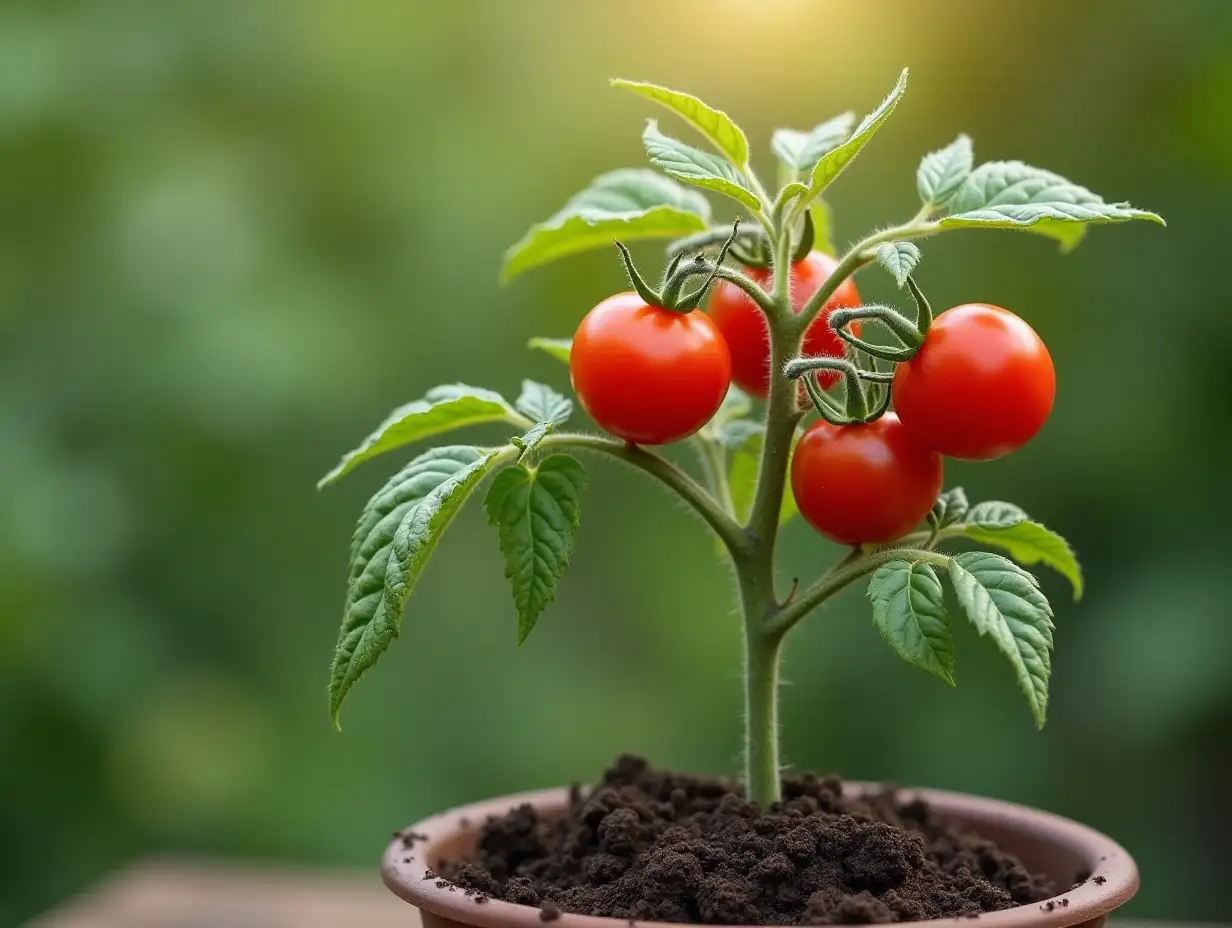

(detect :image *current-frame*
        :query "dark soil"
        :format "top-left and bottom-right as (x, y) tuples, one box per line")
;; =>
(440, 756), (1054, 925)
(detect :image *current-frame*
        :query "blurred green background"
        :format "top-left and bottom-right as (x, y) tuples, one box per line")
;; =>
(2, 0), (1229, 923)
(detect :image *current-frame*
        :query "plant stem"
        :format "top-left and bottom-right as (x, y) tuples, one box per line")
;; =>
(742, 621), (784, 808)
(537, 432), (750, 558)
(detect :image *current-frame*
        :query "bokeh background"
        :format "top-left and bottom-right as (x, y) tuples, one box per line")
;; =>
(2, 0), (1230, 923)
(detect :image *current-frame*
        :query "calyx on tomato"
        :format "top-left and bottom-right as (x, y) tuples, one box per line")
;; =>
(617, 220), (741, 313)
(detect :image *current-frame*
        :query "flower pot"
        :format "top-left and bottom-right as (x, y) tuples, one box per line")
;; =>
(382, 784), (1137, 928)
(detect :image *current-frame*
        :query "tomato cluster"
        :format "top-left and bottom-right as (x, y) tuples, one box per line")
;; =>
(570, 250), (1054, 547)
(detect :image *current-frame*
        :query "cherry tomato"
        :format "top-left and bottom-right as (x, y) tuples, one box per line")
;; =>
(570, 292), (731, 445)
(892, 304), (1055, 461)
(707, 250), (861, 398)
(791, 413), (943, 545)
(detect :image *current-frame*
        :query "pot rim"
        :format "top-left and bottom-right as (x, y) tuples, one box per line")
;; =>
(382, 783), (1138, 928)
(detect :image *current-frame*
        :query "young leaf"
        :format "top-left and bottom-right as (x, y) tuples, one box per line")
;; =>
(930, 486), (969, 530)
(502, 169), (710, 282)
(941, 161), (1164, 251)
(331, 446), (498, 725)
(947, 552), (1054, 727)
(917, 134), (973, 207)
(643, 121), (761, 211)
(699, 385), (754, 442)
(515, 380), (572, 426)
(868, 560), (955, 685)
(320, 385), (523, 487)
(805, 69), (908, 201)
(612, 79), (749, 167)
(527, 337), (571, 363)
(771, 112), (856, 177)
(485, 454), (587, 643)
(947, 501), (1083, 600)
(876, 242), (921, 288)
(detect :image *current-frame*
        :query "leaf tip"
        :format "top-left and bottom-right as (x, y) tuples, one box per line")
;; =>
(317, 467), (344, 490)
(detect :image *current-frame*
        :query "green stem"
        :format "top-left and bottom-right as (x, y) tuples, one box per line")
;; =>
(742, 621), (784, 808)
(536, 432), (750, 559)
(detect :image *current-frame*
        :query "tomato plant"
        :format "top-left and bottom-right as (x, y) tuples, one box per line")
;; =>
(707, 250), (860, 397)
(320, 70), (1162, 808)
(892, 304), (1055, 460)
(570, 292), (731, 445)
(792, 414), (942, 546)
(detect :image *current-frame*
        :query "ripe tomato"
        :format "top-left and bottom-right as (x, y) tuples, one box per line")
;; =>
(570, 292), (731, 445)
(892, 304), (1055, 461)
(707, 250), (861, 398)
(791, 413), (943, 545)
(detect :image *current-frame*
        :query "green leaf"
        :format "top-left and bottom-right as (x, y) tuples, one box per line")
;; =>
(331, 446), (498, 725)
(320, 385), (521, 487)
(868, 560), (955, 685)
(941, 161), (1164, 252)
(612, 79), (749, 167)
(876, 242), (921, 288)
(485, 454), (587, 643)
(930, 487), (969, 529)
(515, 380), (572, 426)
(502, 169), (710, 282)
(805, 69), (908, 200)
(947, 501), (1083, 600)
(810, 200), (838, 256)
(643, 120), (761, 211)
(947, 552), (1054, 727)
(771, 112), (856, 176)
(917, 134), (973, 207)
(699, 385), (753, 442)
(527, 337), (571, 363)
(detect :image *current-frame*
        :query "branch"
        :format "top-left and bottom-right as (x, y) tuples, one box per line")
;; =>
(764, 547), (951, 637)
(712, 266), (777, 317)
(537, 432), (750, 559)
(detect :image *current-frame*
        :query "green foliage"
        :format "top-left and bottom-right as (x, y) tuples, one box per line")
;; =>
(514, 380), (572, 427)
(771, 113), (855, 178)
(642, 121), (761, 211)
(876, 242), (922, 287)
(810, 201), (838, 255)
(485, 455), (588, 643)
(527, 337), (572, 363)
(947, 552), (1055, 727)
(502, 169), (710, 282)
(946, 501), (1083, 600)
(612, 80), (749, 166)
(803, 69), (909, 202)
(930, 487), (969, 529)
(917, 134), (973, 207)
(869, 560), (955, 685)
(941, 161), (1165, 250)
(331, 446), (499, 725)
(727, 428), (798, 526)
(319, 386), (524, 487)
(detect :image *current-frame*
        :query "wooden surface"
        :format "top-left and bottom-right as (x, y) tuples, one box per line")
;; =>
(28, 860), (1211, 928)
(30, 860), (419, 928)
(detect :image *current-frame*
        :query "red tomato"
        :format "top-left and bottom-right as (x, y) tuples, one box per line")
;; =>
(791, 413), (943, 545)
(570, 292), (731, 445)
(892, 304), (1055, 461)
(707, 250), (861, 398)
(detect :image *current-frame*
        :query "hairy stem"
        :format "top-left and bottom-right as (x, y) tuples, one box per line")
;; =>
(538, 433), (750, 559)
(742, 621), (784, 808)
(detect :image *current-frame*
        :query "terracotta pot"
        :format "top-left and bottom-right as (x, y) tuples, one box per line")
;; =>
(382, 784), (1137, 928)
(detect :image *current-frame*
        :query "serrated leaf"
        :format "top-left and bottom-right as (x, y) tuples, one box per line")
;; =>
(917, 134), (973, 207)
(612, 79), (749, 167)
(331, 446), (497, 725)
(805, 69), (908, 201)
(941, 501), (1082, 600)
(941, 161), (1164, 252)
(931, 487), (969, 529)
(502, 169), (710, 282)
(771, 112), (856, 176)
(320, 385), (521, 487)
(528, 337), (571, 363)
(947, 552), (1054, 727)
(727, 428), (797, 526)
(643, 120), (761, 211)
(515, 380), (572, 426)
(511, 421), (550, 464)
(876, 242), (921, 288)
(485, 454), (587, 643)
(810, 200), (837, 256)
(868, 560), (955, 685)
